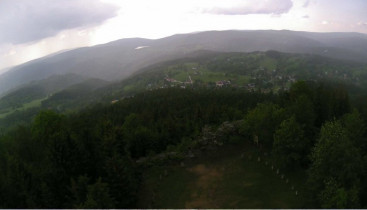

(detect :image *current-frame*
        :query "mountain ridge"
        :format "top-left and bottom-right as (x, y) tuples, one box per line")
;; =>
(1, 30), (367, 95)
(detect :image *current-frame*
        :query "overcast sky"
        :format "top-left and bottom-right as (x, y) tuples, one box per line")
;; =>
(1, 0), (367, 73)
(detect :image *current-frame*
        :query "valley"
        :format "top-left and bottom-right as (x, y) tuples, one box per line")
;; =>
(1, 30), (367, 96)
(0, 30), (367, 209)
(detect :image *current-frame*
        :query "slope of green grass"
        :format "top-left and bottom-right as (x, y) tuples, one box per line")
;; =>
(0, 98), (45, 119)
(138, 140), (308, 208)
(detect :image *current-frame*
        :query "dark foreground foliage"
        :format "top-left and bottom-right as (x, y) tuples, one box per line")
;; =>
(0, 83), (366, 208)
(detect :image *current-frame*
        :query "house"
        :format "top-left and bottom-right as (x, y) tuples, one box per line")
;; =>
(216, 80), (231, 87)
(165, 78), (177, 83)
(185, 75), (193, 85)
(216, 81), (224, 87)
(247, 83), (256, 91)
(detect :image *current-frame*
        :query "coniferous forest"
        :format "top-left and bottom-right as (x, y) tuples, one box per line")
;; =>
(0, 80), (366, 208)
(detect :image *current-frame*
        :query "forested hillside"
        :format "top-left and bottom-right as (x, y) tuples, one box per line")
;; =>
(3, 51), (367, 133)
(0, 81), (366, 208)
(2, 0), (366, 208)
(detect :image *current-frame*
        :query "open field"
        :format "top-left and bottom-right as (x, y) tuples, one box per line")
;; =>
(0, 98), (45, 119)
(138, 140), (309, 208)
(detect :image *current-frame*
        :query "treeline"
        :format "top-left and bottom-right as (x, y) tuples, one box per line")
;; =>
(0, 88), (273, 208)
(242, 81), (367, 208)
(0, 83), (366, 208)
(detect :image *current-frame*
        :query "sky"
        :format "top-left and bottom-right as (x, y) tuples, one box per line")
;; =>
(1, 0), (367, 73)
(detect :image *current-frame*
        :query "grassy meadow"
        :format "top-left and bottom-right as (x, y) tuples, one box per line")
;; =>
(138, 140), (309, 208)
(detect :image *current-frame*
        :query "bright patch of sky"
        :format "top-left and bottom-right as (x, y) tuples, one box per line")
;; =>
(1, 0), (366, 73)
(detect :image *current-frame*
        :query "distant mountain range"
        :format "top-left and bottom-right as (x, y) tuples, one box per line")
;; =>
(1, 30), (367, 95)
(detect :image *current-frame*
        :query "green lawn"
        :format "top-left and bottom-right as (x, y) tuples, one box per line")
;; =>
(0, 98), (45, 119)
(138, 140), (308, 208)
(261, 57), (277, 70)
(162, 62), (255, 86)
(0, 110), (13, 119)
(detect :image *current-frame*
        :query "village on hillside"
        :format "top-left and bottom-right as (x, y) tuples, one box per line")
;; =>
(153, 65), (299, 93)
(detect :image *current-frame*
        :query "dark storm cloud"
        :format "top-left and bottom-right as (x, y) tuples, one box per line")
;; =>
(204, 0), (293, 15)
(0, 0), (118, 45)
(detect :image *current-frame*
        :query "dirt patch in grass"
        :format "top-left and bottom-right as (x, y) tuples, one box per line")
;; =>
(138, 141), (309, 208)
(185, 164), (223, 208)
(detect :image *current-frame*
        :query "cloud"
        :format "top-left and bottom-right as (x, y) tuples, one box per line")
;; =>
(302, 15), (310, 19)
(303, 0), (311, 8)
(0, 0), (118, 45)
(202, 0), (293, 15)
